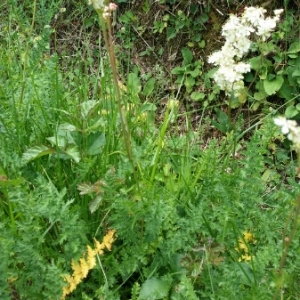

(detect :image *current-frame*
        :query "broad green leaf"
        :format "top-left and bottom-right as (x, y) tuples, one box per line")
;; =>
(185, 76), (195, 89)
(285, 106), (299, 118)
(253, 91), (267, 101)
(127, 73), (141, 94)
(190, 91), (205, 101)
(182, 47), (193, 64)
(86, 118), (106, 133)
(188, 67), (201, 78)
(263, 76), (284, 95)
(143, 78), (155, 97)
(89, 195), (103, 213)
(140, 277), (170, 300)
(167, 27), (176, 40)
(249, 56), (272, 71)
(287, 41), (300, 54)
(212, 108), (233, 133)
(47, 136), (67, 149)
(198, 39), (205, 48)
(141, 103), (157, 112)
(83, 18), (95, 29)
(58, 123), (77, 132)
(80, 100), (99, 119)
(278, 80), (293, 100)
(171, 66), (185, 75)
(292, 69), (300, 77)
(87, 132), (106, 156)
(65, 145), (81, 163)
(22, 145), (55, 164)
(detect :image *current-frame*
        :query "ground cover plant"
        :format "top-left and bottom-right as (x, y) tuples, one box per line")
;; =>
(1, 0), (300, 299)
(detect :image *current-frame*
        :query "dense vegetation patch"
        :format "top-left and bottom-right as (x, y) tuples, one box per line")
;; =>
(1, 0), (300, 299)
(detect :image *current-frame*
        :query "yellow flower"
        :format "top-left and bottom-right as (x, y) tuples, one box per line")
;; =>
(86, 245), (97, 269)
(243, 231), (255, 242)
(238, 254), (253, 262)
(236, 240), (248, 253)
(102, 229), (116, 251)
(235, 231), (256, 263)
(61, 230), (116, 299)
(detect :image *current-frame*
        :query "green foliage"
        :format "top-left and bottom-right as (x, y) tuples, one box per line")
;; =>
(171, 48), (204, 94)
(1, 0), (300, 299)
(245, 10), (300, 113)
(0, 177), (87, 299)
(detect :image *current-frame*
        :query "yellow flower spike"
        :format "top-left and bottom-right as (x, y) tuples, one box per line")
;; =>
(87, 245), (97, 269)
(94, 238), (105, 255)
(102, 229), (116, 251)
(243, 231), (255, 242)
(71, 260), (83, 285)
(79, 257), (89, 278)
(241, 254), (252, 261)
(238, 240), (249, 252)
(61, 230), (116, 299)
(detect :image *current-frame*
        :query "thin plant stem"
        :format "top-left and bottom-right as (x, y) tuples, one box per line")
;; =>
(95, 10), (142, 195)
(19, 0), (37, 108)
(273, 195), (300, 300)
(97, 254), (108, 285)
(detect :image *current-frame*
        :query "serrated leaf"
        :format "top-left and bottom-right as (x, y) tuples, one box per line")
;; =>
(140, 277), (170, 300)
(22, 145), (55, 164)
(64, 145), (81, 163)
(80, 100), (99, 119)
(87, 132), (106, 156)
(263, 76), (284, 95)
(89, 195), (103, 213)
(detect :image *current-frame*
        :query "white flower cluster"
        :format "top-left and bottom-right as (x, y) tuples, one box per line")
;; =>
(274, 117), (300, 148)
(208, 7), (283, 97)
(88, 0), (117, 18)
